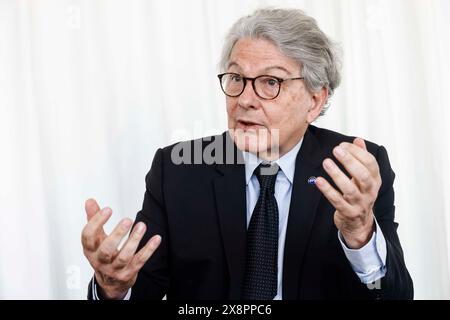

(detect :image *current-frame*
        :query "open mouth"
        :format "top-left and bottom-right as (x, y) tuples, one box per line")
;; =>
(237, 120), (263, 131)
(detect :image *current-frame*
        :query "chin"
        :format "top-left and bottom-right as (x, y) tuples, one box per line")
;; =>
(229, 127), (277, 158)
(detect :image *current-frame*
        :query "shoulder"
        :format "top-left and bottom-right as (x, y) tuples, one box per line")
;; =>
(146, 132), (232, 187)
(308, 125), (395, 186)
(308, 124), (381, 158)
(145, 133), (228, 201)
(156, 132), (230, 165)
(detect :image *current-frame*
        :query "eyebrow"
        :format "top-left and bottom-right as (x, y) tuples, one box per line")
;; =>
(227, 62), (293, 75)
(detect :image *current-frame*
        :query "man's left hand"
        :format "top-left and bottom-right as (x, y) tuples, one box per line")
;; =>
(315, 138), (382, 249)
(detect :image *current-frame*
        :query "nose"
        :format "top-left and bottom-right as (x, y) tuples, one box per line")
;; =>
(238, 79), (260, 109)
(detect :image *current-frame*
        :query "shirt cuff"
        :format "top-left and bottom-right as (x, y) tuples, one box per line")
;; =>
(337, 218), (387, 284)
(91, 277), (132, 300)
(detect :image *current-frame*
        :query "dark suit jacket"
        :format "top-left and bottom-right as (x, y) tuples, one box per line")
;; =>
(88, 125), (413, 300)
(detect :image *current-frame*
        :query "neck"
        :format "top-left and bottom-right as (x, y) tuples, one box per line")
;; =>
(257, 128), (307, 161)
(257, 130), (305, 162)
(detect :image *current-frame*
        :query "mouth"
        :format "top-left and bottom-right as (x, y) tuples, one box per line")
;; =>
(236, 119), (264, 131)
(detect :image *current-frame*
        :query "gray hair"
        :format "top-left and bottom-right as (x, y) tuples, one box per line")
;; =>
(219, 8), (342, 116)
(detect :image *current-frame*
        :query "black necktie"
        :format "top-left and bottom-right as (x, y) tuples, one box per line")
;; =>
(242, 162), (280, 300)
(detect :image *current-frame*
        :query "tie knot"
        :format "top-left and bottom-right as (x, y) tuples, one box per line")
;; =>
(255, 163), (279, 191)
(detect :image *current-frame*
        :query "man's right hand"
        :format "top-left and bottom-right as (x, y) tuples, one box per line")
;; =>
(81, 198), (161, 299)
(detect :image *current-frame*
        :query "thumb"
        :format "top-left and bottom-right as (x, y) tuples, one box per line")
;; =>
(353, 137), (367, 151)
(85, 198), (101, 221)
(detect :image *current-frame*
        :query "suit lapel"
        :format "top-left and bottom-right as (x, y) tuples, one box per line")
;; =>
(213, 132), (247, 299)
(282, 127), (324, 299)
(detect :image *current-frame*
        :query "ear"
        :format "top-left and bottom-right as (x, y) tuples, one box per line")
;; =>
(306, 87), (328, 123)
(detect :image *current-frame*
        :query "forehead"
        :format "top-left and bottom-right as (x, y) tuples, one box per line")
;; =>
(228, 38), (300, 75)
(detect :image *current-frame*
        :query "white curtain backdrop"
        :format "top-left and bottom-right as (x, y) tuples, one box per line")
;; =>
(0, 0), (449, 299)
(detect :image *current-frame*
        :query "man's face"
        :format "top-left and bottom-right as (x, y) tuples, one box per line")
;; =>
(225, 38), (324, 159)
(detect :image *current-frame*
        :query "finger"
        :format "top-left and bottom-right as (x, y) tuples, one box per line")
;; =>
(353, 137), (367, 150)
(85, 198), (101, 221)
(315, 176), (352, 212)
(96, 218), (133, 264)
(81, 207), (112, 251)
(339, 142), (380, 178)
(112, 222), (147, 269)
(129, 235), (162, 272)
(322, 158), (360, 202)
(333, 145), (374, 192)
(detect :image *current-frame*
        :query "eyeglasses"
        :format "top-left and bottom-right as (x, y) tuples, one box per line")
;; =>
(217, 72), (304, 100)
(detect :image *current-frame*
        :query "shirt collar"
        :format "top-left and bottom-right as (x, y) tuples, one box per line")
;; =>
(243, 137), (303, 185)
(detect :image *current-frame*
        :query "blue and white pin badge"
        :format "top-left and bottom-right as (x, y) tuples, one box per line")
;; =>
(307, 176), (317, 185)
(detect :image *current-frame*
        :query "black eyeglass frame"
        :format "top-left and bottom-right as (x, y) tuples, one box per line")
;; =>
(217, 72), (305, 100)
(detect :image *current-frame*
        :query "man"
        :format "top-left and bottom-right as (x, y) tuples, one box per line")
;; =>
(82, 8), (413, 300)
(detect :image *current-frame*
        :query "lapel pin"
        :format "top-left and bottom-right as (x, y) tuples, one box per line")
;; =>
(307, 176), (317, 185)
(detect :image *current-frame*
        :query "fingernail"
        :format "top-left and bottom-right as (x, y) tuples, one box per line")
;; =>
(335, 146), (346, 157)
(324, 159), (334, 170)
(101, 208), (111, 216)
(315, 177), (324, 187)
(153, 235), (162, 245)
(121, 219), (132, 229)
(136, 223), (145, 234)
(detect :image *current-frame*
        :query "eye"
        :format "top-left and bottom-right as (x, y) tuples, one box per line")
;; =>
(230, 74), (242, 82)
(264, 78), (279, 87)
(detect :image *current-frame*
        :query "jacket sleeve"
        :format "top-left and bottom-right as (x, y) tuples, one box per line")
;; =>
(370, 145), (414, 299)
(130, 148), (170, 299)
(86, 148), (170, 300)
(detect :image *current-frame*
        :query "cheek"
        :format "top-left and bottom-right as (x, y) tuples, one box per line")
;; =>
(226, 99), (237, 124)
(267, 102), (302, 128)
(268, 94), (308, 135)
